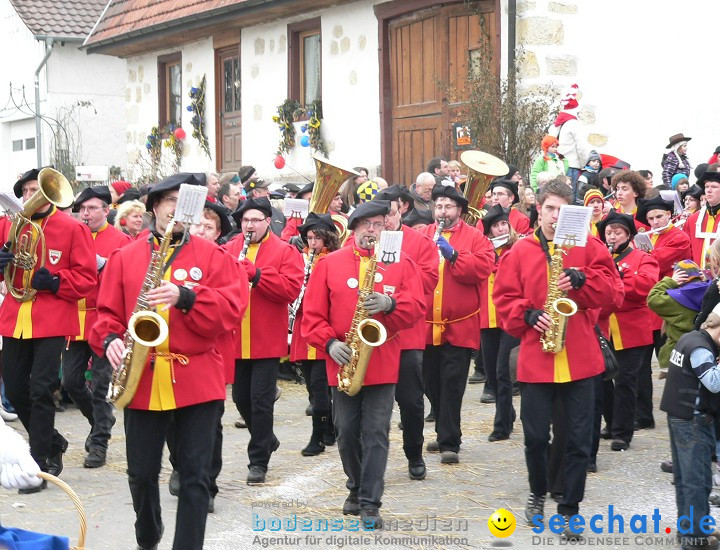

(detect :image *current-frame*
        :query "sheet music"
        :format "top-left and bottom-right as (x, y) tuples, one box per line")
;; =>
(659, 190), (683, 215)
(0, 192), (22, 215)
(283, 198), (309, 219)
(633, 232), (654, 252)
(175, 184), (207, 225)
(553, 205), (592, 247)
(378, 231), (403, 264)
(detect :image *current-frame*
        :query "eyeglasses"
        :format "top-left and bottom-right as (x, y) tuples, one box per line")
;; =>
(491, 192), (509, 198)
(435, 204), (458, 212)
(78, 205), (104, 213)
(161, 196), (178, 205)
(241, 218), (267, 225)
(357, 220), (385, 230)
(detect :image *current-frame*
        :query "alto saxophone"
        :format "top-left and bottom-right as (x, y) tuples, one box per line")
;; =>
(539, 235), (578, 354)
(337, 239), (387, 396)
(108, 219), (173, 407)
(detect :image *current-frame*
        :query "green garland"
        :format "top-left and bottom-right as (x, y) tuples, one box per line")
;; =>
(188, 75), (211, 159)
(272, 98), (328, 157)
(305, 99), (328, 157)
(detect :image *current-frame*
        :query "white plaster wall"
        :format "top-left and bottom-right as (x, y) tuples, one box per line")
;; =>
(241, 0), (381, 181)
(513, 0), (719, 179)
(8, 118), (37, 181)
(125, 37), (216, 181)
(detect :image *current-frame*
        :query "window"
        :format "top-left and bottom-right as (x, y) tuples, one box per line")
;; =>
(12, 140), (22, 152)
(25, 138), (35, 150)
(289, 19), (322, 106)
(158, 53), (182, 127)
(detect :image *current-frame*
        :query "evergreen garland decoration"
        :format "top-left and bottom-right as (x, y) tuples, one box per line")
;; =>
(187, 75), (211, 159)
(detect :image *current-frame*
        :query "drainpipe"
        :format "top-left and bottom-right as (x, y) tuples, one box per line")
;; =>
(508, 0), (516, 75)
(35, 38), (54, 168)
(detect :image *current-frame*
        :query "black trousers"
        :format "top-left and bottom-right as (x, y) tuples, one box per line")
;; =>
(3, 337), (67, 465)
(299, 360), (330, 414)
(590, 374), (605, 462)
(636, 330), (664, 426)
(423, 343), (472, 452)
(610, 345), (650, 443)
(394, 349), (425, 460)
(232, 358), (279, 471)
(492, 330), (519, 436)
(125, 401), (220, 550)
(480, 328), (501, 396)
(61, 340), (115, 450)
(521, 377), (594, 517)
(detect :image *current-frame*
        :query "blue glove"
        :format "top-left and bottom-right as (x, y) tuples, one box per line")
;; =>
(31, 267), (60, 293)
(436, 235), (456, 261)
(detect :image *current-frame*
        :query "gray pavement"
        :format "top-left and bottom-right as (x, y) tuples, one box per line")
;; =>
(0, 373), (698, 549)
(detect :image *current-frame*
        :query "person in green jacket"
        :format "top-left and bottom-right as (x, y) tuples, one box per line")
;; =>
(529, 135), (569, 191)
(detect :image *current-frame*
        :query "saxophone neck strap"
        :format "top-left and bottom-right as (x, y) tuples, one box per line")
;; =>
(535, 228), (553, 264)
(612, 246), (632, 267)
(147, 234), (187, 276)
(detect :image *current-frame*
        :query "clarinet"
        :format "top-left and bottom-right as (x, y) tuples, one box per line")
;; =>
(288, 249), (316, 335)
(237, 232), (253, 261)
(433, 217), (447, 261)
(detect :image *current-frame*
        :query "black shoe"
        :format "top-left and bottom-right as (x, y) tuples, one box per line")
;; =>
(408, 458), (426, 480)
(234, 418), (246, 429)
(305, 404), (312, 416)
(18, 479), (47, 495)
(562, 515), (583, 541)
(611, 439), (629, 451)
(426, 440), (439, 453)
(84, 434), (92, 453)
(480, 390), (496, 404)
(397, 421), (403, 430)
(342, 492), (360, 516)
(136, 522), (164, 550)
(550, 491), (563, 503)
(301, 438), (325, 457)
(468, 371), (486, 384)
(47, 439), (68, 477)
(425, 412), (435, 423)
(208, 496), (215, 514)
(440, 451), (459, 464)
(275, 386), (282, 401)
(271, 436), (280, 453)
(661, 460), (673, 474)
(169, 470), (180, 496)
(634, 420), (655, 431)
(525, 492), (546, 523)
(247, 466), (266, 485)
(83, 448), (106, 469)
(587, 461), (597, 473)
(600, 426), (611, 440)
(512, 384), (521, 396)
(360, 507), (383, 530)
(488, 432), (510, 442)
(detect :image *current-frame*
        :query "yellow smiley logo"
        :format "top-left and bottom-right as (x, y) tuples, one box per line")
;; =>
(488, 508), (516, 538)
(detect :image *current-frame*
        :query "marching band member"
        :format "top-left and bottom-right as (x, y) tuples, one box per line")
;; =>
(63, 186), (130, 469)
(611, 170), (650, 231)
(90, 173), (248, 550)
(479, 205), (521, 442)
(422, 185), (494, 464)
(493, 180), (623, 536)
(280, 183), (313, 242)
(374, 185), (438, 480)
(683, 170), (720, 267)
(289, 213), (339, 456)
(302, 200), (424, 529)
(583, 188), (605, 237)
(225, 197), (303, 485)
(488, 178), (530, 234)
(596, 211), (659, 451)
(0, 168), (96, 493)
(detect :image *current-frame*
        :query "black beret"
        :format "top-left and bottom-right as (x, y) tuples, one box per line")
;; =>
(281, 183), (302, 194)
(232, 197), (273, 224)
(480, 204), (510, 236)
(695, 163), (709, 180)
(13, 168), (40, 198)
(431, 184), (469, 213)
(635, 196), (673, 226)
(374, 184), (404, 202)
(297, 182), (314, 199)
(347, 200), (390, 230)
(505, 164), (519, 179)
(402, 208), (433, 227)
(697, 170), (720, 191)
(117, 187), (141, 205)
(596, 210), (637, 241)
(203, 200), (232, 238)
(489, 179), (520, 205)
(146, 173), (206, 212)
(682, 184), (703, 202)
(298, 212), (337, 241)
(72, 186), (112, 212)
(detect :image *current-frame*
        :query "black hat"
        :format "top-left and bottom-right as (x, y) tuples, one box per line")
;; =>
(146, 173), (206, 212)
(666, 133), (692, 149)
(695, 163), (709, 180)
(280, 183), (302, 194)
(596, 210), (637, 241)
(598, 167), (618, 182)
(402, 208), (433, 227)
(505, 164), (519, 179)
(13, 168), (40, 198)
(374, 184), (404, 202)
(489, 179), (519, 205)
(117, 187), (141, 205)
(298, 212), (337, 241)
(244, 178), (270, 193)
(232, 196), (273, 224)
(682, 184), (703, 202)
(347, 200), (390, 230)
(636, 196), (674, 226)
(238, 165), (256, 185)
(296, 182), (314, 199)
(480, 204), (510, 236)
(72, 186), (112, 212)
(203, 200), (232, 238)
(697, 170), (720, 191)
(431, 184), (469, 213)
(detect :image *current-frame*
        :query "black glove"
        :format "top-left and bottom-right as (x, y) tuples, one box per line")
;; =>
(0, 242), (14, 270)
(288, 235), (305, 252)
(524, 308), (545, 328)
(563, 268), (586, 290)
(618, 269), (625, 279)
(31, 267), (60, 293)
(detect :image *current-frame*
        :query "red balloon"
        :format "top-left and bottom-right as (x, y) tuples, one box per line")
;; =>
(173, 127), (187, 140)
(274, 155), (286, 169)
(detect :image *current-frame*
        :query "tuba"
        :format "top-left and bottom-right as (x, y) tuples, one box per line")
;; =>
(5, 168), (74, 302)
(539, 234), (578, 353)
(460, 150), (509, 227)
(337, 239), (387, 396)
(310, 154), (358, 244)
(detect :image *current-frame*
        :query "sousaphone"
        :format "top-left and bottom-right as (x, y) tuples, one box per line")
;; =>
(460, 150), (509, 227)
(311, 154), (358, 243)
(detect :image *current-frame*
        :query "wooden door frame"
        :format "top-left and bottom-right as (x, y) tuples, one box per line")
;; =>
(374, 0), (500, 182)
(214, 43), (241, 172)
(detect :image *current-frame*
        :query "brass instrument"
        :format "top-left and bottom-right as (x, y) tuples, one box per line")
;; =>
(459, 150), (509, 227)
(5, 167), (74, 302)
(288, 249), (316, 336)
(311, 154), (359, 244)
(337, 239), (387, 396)
(540, 233), (578, 354)
(108, 219), (173, 408)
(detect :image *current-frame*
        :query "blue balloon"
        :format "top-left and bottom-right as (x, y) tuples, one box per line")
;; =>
(301, 125), (308, 133)
(300, 135), (310, 147)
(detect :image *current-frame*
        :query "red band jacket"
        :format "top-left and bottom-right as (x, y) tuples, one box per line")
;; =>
(682, 207), (720, 268)
(0, 207), (97, 339)
(423, 220), (495, 348)
(509, 209), (531, 235)
(289, 249), (329, 362)
(224, 230), (303, 360)
(301, 244), (424, 386)
(479, 244), (511, 329)
(494, 233), (624, 383)
(89, 235), (248, 410)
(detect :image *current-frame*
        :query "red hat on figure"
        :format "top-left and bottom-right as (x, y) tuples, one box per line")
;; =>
(561, 83), (579, 110)
(111, 180), (132, 196)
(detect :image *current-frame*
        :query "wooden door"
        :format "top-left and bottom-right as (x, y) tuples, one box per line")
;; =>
(215, 46), (242, 172)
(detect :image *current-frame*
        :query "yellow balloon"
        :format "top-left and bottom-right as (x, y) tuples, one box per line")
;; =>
(488, 508), (516, 538)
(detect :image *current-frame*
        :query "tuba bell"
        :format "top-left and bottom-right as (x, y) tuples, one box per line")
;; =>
(311, 154), (358, 244)
(5, 167), (74, 302)
(459, 150), (509, 227)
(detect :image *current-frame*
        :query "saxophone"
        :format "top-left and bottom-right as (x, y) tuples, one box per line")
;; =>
(539, 236), (578, 354)
(337, 239), (387, 396)
(107, 219), (173, 408)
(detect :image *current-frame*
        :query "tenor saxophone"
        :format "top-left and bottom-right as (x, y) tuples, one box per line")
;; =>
(539, 237), (578, 354)
(337, 239), (387, 396)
